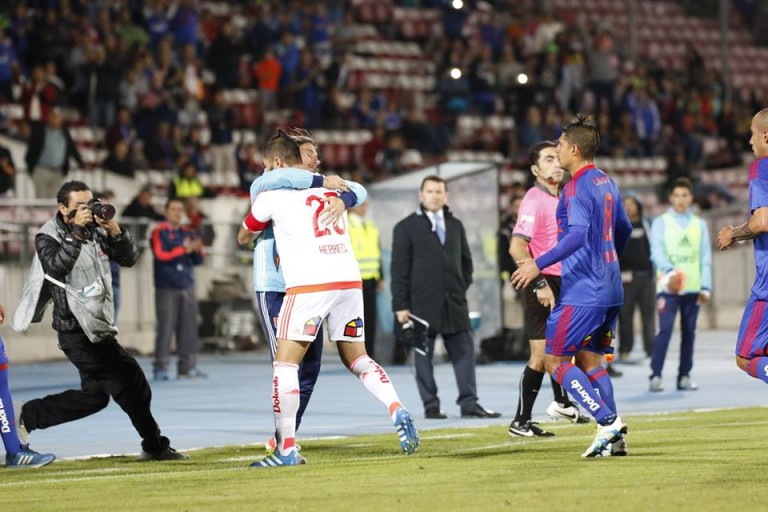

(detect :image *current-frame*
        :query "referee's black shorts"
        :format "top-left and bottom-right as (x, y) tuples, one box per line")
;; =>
(523, 275), (561, 341)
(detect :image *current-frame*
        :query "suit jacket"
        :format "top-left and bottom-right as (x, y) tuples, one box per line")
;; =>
(391, 205), (473, 335)
(25, 123), (83, 174)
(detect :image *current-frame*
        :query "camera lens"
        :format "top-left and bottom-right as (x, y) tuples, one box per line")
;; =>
(88, 199), (116, 221)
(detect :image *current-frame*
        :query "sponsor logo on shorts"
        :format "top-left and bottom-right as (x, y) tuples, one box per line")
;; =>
(763, 364), (768, 378)
(303, 317), (322, 336)
(272, 376), (281, 413)
(0, 398), (10, 433)
(344, 318), (364, 338)
(570, 379), (600, 412)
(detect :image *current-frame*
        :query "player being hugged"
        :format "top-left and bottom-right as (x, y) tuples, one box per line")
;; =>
(511, 115), (633, 457)
(242, 130), (419, 467)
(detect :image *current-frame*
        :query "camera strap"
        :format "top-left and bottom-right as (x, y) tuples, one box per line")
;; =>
(43, 273), (105, 299)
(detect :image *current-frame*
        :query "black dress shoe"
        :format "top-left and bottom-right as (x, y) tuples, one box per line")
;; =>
(461, 404), (501, 418)
(425, 407), (447, 419)
(606, 364), (623, 378)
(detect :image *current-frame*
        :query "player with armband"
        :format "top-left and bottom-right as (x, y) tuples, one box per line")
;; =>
(241, 131), (419, 467)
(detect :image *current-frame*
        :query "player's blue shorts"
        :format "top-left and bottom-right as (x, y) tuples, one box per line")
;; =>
(735, 294), (768, 359)
(545, 304), (620, 357)
(256, 291), (286, 358)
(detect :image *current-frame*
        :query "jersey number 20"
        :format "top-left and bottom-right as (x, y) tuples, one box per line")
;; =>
(307, 193), (346, 238)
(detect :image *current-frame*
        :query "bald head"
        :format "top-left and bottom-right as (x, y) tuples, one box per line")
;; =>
(754, 109), (768, 129)
(750, 109), (768, 159)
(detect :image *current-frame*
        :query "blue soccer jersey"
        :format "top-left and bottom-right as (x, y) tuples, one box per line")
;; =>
(556, 164), (631, 307)
(749, 158), (768, 300)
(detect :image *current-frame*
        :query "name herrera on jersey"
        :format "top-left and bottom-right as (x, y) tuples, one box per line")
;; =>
(318, 243), (349, 255)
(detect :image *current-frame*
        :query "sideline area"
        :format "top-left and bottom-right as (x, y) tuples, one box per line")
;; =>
(8, 329), (758, 459)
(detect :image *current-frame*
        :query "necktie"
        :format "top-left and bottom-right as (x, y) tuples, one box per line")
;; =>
(435, 214), (445, 245)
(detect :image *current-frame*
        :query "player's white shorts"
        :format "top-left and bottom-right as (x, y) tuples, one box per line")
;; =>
(277, 288), (365, 343)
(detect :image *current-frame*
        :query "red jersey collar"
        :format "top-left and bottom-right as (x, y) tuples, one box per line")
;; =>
(571, 163), (596, 181)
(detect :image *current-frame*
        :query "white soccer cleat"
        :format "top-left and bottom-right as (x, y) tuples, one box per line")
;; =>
(546, 401), (590, 424)
(581, 416), (628, 458)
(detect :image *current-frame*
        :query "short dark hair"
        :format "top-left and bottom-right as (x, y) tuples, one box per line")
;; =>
(562, 114), (600, 160)
(420, 175), (447, 191)
(528, 140), (557, 167)
(669, 177), (694, 195)
(264, 129), (302, 165)
(57, 180), (91, 206)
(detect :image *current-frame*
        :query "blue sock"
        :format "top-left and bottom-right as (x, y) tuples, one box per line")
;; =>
(745, 357), (768, 383)
(0, 363), (22, 456)
(553, 362), (616, 425)
(587, 367), (617, 413)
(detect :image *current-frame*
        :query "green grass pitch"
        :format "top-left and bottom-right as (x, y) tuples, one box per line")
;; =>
(1, 407), (765, 511)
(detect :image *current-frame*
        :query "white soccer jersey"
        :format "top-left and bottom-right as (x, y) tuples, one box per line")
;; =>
(243, 188), (362, 293)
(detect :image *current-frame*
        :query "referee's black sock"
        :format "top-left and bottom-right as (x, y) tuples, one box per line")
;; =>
(514, 366), (545, 424)
(551, 376), (572, 407)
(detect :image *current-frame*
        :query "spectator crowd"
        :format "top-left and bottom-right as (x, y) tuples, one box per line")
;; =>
(0, 0), (761, 197)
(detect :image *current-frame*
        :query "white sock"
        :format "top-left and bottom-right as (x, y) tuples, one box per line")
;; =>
(272, 362), (300, 455)
(349, 355), (403, 421)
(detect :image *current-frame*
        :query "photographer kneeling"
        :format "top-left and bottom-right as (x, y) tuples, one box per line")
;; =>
(13, 180), (187, 461)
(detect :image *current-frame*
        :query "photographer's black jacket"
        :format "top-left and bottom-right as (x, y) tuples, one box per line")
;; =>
(36, 213), (139, 333)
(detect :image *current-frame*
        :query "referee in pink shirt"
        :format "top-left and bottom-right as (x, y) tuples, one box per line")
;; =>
(507, 141), (589, 437)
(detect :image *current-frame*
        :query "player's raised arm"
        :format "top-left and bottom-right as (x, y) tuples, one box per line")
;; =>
(717, 208), (768, 250)
(318, 180), (368, 226)
(250, 168), (352, 200)
(250, 167), (323, 200)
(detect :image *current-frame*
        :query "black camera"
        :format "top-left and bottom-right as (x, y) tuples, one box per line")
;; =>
(87, 198), (116, 221)
(67, 198), (116, 223)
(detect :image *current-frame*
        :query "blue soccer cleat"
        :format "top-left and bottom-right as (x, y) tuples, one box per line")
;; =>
(6, 445), (55, 469)
(394, 407), (419, 455)
(581, 416), (628, 458)
(249, 450), (299, 468)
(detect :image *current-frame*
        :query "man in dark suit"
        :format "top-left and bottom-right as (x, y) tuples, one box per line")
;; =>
(24, 107), (83, 198)
(391, 175), (501, 420)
